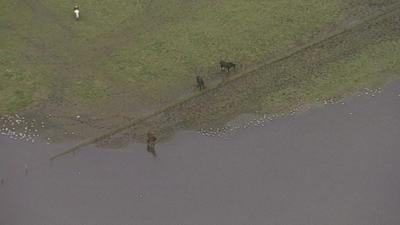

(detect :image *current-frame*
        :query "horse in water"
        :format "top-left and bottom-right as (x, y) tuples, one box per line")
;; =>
(146, 132), (157, 157)
(220, 60), (236, 72)
(74, 5), (80, 20)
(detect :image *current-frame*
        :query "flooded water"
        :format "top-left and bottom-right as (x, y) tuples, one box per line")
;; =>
(1, 81), (400, 225)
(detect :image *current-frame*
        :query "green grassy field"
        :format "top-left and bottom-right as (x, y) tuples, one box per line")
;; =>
(1, 0), (342, 115)
(1, 0), (400, 141)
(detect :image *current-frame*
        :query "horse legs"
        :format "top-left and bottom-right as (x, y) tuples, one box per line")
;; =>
(196, 76), (205, 90)
(147, 143), (156, 156)
(200, 79), (205, 90)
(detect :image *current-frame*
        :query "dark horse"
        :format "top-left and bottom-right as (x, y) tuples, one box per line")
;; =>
(146, 132), (157, 157)
(196, 76), (205, 90)
(220, 60), (236, 72)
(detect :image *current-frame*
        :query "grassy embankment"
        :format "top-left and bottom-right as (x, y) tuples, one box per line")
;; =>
(2, 0), (400, 140)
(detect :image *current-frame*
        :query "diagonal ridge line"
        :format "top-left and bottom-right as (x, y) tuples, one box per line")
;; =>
(50, 2), (400, 161)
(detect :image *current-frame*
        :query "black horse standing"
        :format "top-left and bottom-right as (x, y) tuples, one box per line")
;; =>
(220, 60), (236, 72)
(196, 76), (205, 91)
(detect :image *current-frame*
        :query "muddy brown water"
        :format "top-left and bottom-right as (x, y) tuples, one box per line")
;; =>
(1, 81), (400, 225)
